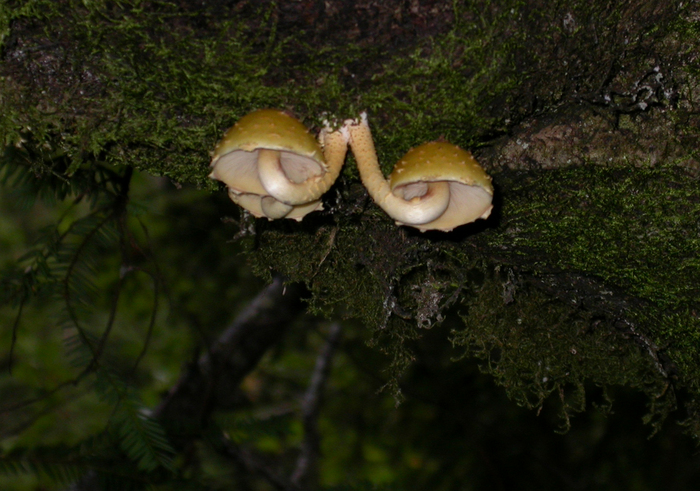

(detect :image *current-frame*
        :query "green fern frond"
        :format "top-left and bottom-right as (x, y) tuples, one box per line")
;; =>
(92, 369), (176, 473)
(0, 447), (88, 486)
(2, 143), (172, 477)
(0, 207), (116, 310)
(61, 318), (100, 370)
(1, 146), (79, 208)
(0, 442), (158, 490)
(0, 132), (126, 209)
(114, 408), (176, 473)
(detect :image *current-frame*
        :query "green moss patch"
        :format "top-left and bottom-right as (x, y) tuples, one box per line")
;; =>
(2, 0), (700, 438)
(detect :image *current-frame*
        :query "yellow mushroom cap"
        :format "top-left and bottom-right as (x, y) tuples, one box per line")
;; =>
(210, 109), (327, 194)
(209, 109), (348, 221)
(212, 109), (325, 165)
(390, 142), (493, 194)
(389, 141), (494, 232)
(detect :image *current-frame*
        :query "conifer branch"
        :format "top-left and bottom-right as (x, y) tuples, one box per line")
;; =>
(129, 217), (165, 375)
(63, 210), (116, 374)
(130, 270), (160, 375)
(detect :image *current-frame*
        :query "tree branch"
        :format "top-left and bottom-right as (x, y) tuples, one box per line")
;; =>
(67, 276), (307, 490)
(291, 322), (343, 488)
(219, 434), (297, 491)
(155, 275), (306, 432)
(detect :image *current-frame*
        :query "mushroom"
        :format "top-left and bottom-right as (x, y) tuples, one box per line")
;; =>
(210, 109), (347, 220)
(344, 113), (494, 232)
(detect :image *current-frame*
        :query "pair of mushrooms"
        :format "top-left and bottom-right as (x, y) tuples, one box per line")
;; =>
(210, 109), (494, 232)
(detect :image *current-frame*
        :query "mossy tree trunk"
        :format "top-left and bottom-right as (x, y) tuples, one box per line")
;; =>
(1, 0), (699, 473)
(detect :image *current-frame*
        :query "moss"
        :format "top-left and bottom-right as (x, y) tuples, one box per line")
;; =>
(479, 164), (700, 434)
(244, 190), (490, 394)
(1, 0), (527, 190)
(451, 268), (673, 433)
(490, 165), (700, 310)
(2, 0), (700, 436)
(243, 162), (700, 432)
(3, 0), (695, 183)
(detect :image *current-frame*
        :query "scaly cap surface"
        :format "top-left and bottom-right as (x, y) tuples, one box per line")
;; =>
(212, 109), (325, 167)
(390, 142), (493, 195)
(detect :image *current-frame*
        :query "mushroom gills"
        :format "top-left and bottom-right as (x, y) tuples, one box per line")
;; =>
(210, 150), (267, 196)
(228, 190), (323, 222)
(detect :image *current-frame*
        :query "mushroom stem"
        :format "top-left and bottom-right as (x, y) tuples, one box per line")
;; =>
(319, 124), (349, 185)
(345, 113), (450, 226)
(257, 128), (348, 206)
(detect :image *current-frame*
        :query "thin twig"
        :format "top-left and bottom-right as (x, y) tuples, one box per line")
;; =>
(56, 211), (118, 389)
(154, 276), (305, 423)
(219, 435), (297, 491)
(68, 168), (132, 376)
(0, 378), (79, 415)
(129, 217), (167, 373)
(311, 226), (338, 280)
(291, 322), (343, 487)
(8, 298), (25, 375)
(130, 270), (159, 374)
(87, 273), (124, 374)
